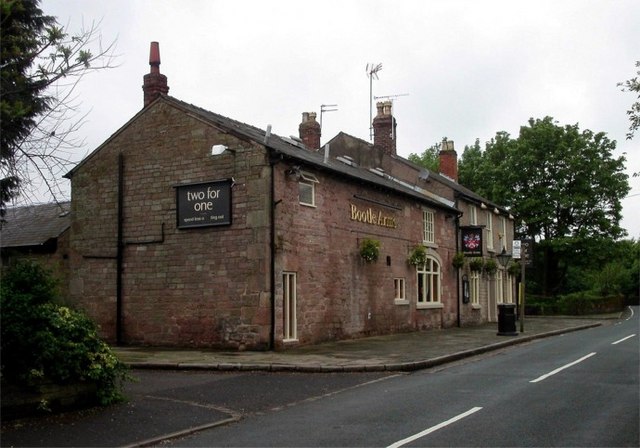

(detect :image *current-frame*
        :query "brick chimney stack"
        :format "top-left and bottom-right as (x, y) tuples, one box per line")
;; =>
(438, 139), (458, 182)
(372, 101), (397, 156)
(299, 112), (321, 150)
(143, 41), (169, 107)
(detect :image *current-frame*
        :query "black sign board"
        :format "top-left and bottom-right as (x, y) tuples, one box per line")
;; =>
(521, 238), (534, 267)
(461, 226), (483, 257)
(176, 179), (232, 229)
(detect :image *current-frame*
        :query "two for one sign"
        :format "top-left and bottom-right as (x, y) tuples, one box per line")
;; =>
(176, 180), (232, 229)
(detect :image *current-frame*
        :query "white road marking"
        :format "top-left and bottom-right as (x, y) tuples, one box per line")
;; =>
(530, 352), (597, 383)
(612, 334), (636, 345)
(626, 306), (634, 321)
(387, 407), (483, 448)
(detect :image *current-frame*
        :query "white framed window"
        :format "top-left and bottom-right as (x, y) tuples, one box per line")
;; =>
(469, 204), (478, 226)
(283, 272), (297, 341)
(423, 209), (435, 244)
(505, 272), (513, 304)
(394, 278), (407, 305)
(500, 216), (507, 242)
(298, 171), (319, 207)
(417, 256), (441, 307)
(486, 211), (494, 250)
(496, 269), (504, 304)
(470, 271), (480, 307)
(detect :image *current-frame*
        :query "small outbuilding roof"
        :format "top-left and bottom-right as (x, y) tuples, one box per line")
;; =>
(0, 202), (71, 249)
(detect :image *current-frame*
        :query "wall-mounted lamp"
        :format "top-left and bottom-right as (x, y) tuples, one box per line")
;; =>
(211, 144), (236, 156)
(285, 165), (302, 179)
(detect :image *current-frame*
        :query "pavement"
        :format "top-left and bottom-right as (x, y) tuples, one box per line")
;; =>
(1, 313), (626, 448)
(113, 314), (621, 373)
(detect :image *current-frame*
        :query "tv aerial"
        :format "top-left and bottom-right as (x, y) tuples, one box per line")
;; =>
(374, 93), (409, 141)
(366, 63), (382, 140)
(320, 103), (338, 130)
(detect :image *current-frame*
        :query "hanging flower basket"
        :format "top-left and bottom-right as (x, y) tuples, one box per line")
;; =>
(360, 238), (380, 263)
(508, 261), (521, 277)
(407, 245), (428, 266)
(452, 252), (465, 270)
(469, 257), (484, 272)
(484, 258), (498, 276)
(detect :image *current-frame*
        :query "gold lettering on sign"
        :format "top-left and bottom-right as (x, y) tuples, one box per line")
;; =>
(350, 203), (397, 229)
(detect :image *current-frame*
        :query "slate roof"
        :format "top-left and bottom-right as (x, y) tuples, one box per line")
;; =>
(325, 131), (512, 216)
(0, 202), (71, 248)
(66, 95), (460, 214)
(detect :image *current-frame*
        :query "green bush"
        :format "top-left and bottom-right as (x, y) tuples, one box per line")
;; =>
(1, 260), (128, 406)
(525, 291), (623, 315)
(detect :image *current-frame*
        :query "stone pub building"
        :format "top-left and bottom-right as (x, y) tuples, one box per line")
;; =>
(18, 42), (516, 350)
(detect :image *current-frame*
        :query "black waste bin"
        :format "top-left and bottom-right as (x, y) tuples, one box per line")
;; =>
(497, 303), (518, 336)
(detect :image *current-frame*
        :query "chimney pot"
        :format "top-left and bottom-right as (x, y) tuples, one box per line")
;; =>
(142, 41), (169, 107)
(149, 41), (160, 73)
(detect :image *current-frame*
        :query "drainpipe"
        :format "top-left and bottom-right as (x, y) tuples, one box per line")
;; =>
(269, 159), (276, 350)
(455, 212), (461, 328)
(454, 192), (462, 328)
(116, 153), (124, 345)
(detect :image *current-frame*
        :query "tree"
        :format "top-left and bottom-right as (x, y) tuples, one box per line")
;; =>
(407, 140), (444, 172)
(0, 0), (117, 216)
(618, 60), (640, 141)
(459, 117), (630, 295)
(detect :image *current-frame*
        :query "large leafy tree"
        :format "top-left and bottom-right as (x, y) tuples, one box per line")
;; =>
(459, 117), (630, 295)
(407, 140), (445, 172)
(0, 0), (116, 216)
(618, 60), (640, 141)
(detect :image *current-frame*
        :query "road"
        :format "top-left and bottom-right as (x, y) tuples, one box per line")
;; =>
(167, 309), (639, 447)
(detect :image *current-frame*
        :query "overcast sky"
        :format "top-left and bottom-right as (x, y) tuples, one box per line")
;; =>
(41, 0), (639, 238)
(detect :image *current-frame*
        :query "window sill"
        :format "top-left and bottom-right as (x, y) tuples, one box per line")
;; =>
(282, 338), (299, 344)
(299, 202), (316, 208)
(416, 302), (444, 310)
(422, 242), (439, 249)
(394, 299), (410, 306)
(471, 303), (482, 310)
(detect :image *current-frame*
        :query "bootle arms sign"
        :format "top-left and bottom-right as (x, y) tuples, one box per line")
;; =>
(176, 179), (232, 229)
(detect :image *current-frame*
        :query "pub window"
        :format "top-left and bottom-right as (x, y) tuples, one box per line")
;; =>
(470, 271), (480, 306)
(417, 256), (441, 306)
(486, 211), (494, 250)
(298, 171), (319, 207)
(283, 272), (297, 341)
(423, 209), (435, 244)
(496, 269), (504, 304)
(469, 204), (478, 226)
(394, 278), (406, 303)
(505, 272), (514, 304)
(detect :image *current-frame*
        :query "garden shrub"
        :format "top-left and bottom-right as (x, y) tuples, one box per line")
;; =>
(1, 260), (128, 406)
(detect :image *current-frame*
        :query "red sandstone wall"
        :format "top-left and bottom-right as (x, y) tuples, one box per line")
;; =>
(272, 162), (459, 347)
(69, 101), (271, 349)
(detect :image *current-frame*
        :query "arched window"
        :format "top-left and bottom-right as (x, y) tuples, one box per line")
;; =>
(417, 256), (441, 305)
